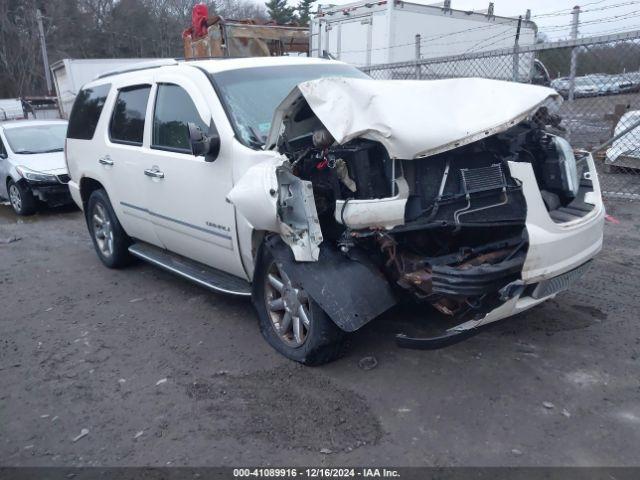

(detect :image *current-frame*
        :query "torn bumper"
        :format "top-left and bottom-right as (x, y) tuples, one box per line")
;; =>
(460, 157), (604, 330)
(28, 181), (73, 207)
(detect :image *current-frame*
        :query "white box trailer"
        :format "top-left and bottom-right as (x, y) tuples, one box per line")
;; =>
(310, 1), (537, 79)
(51, 58), (155, 118)
(0, 98), (26, 121)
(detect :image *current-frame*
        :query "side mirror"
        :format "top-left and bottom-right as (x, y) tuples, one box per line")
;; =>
(0, 153), (7, 160)
(188, 121), (220, 162)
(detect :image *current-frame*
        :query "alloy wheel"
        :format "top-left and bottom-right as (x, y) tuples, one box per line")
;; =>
(264, 261), (311, 348)
(9, 184), (22, 212)
(92, 203), (114, 258)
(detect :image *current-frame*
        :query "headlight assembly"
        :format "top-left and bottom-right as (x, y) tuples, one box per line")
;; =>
(15, 166), (59, 183)
(549, 135), (580, 198)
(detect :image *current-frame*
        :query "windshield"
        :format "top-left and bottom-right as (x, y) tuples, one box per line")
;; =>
(4, 124), (67, 154)
(212, 64), (369, 148)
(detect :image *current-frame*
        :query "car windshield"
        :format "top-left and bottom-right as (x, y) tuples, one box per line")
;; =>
(212, 64), (369, 148)
(4, 124), (67, 154)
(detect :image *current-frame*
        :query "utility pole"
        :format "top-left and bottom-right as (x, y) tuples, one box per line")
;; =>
(568, 5), (580, 101)
(414, 34), (421, 80)
(36, 8), (52, 95)
(512, 15), (522, 82)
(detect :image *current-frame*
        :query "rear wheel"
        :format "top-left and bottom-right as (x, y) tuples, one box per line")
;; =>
(86, 189), (132, 268)
(8, 180), (37, 216)
(253, 245), (346, 365)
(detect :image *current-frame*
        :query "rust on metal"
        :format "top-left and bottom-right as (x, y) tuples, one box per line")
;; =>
(183, 16), (309, 59)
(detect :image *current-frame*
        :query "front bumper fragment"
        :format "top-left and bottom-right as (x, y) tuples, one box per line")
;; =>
(28, 182), (73, 206)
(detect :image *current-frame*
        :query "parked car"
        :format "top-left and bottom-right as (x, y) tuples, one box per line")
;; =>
(550, 77), (570, 97)
(65, 57), (604, 365)
(0, 119), (73, 215)
(551, 75), (607, 98)
(606, 74), (640, 95)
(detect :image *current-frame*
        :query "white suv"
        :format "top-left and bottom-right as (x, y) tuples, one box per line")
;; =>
(66, 57), (604, 364)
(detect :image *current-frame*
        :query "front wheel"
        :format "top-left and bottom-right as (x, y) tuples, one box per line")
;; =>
(86, 189), (132, 268)
(253, 245), (346, 365)
(8, 180), (37, 216)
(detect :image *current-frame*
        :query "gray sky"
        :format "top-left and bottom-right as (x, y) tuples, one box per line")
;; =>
(308, 0), (640, 40)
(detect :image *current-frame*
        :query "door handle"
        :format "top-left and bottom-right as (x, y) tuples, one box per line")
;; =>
(144, 167), (165, 179)
(98, 155), (114, 166)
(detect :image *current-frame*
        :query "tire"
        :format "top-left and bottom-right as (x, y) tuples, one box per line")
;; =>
(86, 189), (132, 268)
(7, 180), (37, 216)
(252, 244), (346, 365)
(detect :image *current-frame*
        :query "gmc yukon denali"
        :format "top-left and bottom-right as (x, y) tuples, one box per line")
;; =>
(65, 57), (604, 365)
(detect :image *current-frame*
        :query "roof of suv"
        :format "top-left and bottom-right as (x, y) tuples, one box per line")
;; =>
(86, 56), (348, 88)
(195, 56), (345, 73)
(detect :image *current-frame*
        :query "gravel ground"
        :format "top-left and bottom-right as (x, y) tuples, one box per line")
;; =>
(1, 199), (639, 467)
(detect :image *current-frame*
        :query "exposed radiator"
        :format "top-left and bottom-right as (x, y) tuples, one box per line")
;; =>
(460, 163), (506, 194)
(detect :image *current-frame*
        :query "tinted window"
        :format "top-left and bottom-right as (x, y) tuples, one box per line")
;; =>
(0, 138), (6, 156)
(109, 85), (151, 145)
(67, 83), (111, 140)
(152, 84), (208, 152)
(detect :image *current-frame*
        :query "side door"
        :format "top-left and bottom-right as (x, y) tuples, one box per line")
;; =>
(103, 82), (162, 246)
(142, 74), (245, 278)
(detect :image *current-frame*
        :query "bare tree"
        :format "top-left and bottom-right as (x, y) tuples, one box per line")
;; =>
(0, 0), (271, 97)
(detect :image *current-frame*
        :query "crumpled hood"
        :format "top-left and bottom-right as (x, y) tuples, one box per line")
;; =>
(11, 151), (67, 174)
(266, 77), (561, 159)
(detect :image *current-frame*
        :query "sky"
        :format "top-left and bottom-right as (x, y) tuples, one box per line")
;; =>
(308, 0), (640, 40)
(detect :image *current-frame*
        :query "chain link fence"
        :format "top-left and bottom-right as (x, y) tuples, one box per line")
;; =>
(360, 30), (640, 200)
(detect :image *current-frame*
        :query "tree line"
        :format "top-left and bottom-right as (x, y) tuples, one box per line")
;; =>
(537, 42), (640, 79)
(0, 0), (314, 98)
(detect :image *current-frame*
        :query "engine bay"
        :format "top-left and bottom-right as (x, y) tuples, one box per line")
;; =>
(272, 99), (596, 323)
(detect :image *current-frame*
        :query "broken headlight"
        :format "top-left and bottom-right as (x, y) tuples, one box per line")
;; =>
(545, 135), (580, 198)
(15, 165), (59, 183)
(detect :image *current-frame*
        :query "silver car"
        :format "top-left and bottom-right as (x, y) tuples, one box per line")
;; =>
(0, 119), (72, 215)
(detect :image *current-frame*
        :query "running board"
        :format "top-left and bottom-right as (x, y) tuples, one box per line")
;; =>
(128, 242), (251, 297)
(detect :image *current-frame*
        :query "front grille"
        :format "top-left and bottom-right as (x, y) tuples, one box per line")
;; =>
(531, 260), (592, 299)
(57, 174), (70, 184)
(460, 163), (506, 194)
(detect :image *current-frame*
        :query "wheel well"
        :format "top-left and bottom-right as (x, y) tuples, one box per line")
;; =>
(79, 178), (104, 209)
(7, 176), (27, 190)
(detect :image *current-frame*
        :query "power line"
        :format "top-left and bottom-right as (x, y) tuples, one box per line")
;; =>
(540, 9), (640, 32)
(531, 0), (610, 18)
(465, 29), (516, 53)
(534, 1), (640, 18)
(332, 2), (640, 56)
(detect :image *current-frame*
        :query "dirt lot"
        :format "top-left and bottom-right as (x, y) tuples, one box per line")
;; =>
(1, 199), (639, 467)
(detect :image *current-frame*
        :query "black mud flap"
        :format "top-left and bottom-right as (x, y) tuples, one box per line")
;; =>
(265, 236), (398, 332)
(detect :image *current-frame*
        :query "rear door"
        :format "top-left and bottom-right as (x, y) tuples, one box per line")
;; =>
(142, 72), (244, 277)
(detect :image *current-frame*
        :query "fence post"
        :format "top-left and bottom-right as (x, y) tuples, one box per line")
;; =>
(512, 15), (522, 82)
(568, 5), (581, 102)
(415, 34), (421, 79)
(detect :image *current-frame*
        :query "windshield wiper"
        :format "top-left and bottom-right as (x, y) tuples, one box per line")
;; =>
(14, 150), (37, 154)
(41, 148), (64, 153)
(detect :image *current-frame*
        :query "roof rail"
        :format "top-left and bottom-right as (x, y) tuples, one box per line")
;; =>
(96, 59), (179, 80)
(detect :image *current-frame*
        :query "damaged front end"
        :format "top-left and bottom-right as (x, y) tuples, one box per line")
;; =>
(229, 77), (600, 347)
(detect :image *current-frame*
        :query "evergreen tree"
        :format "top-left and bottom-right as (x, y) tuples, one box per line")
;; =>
(296, 0), (314, 26)
(265, 0), (296, 24)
